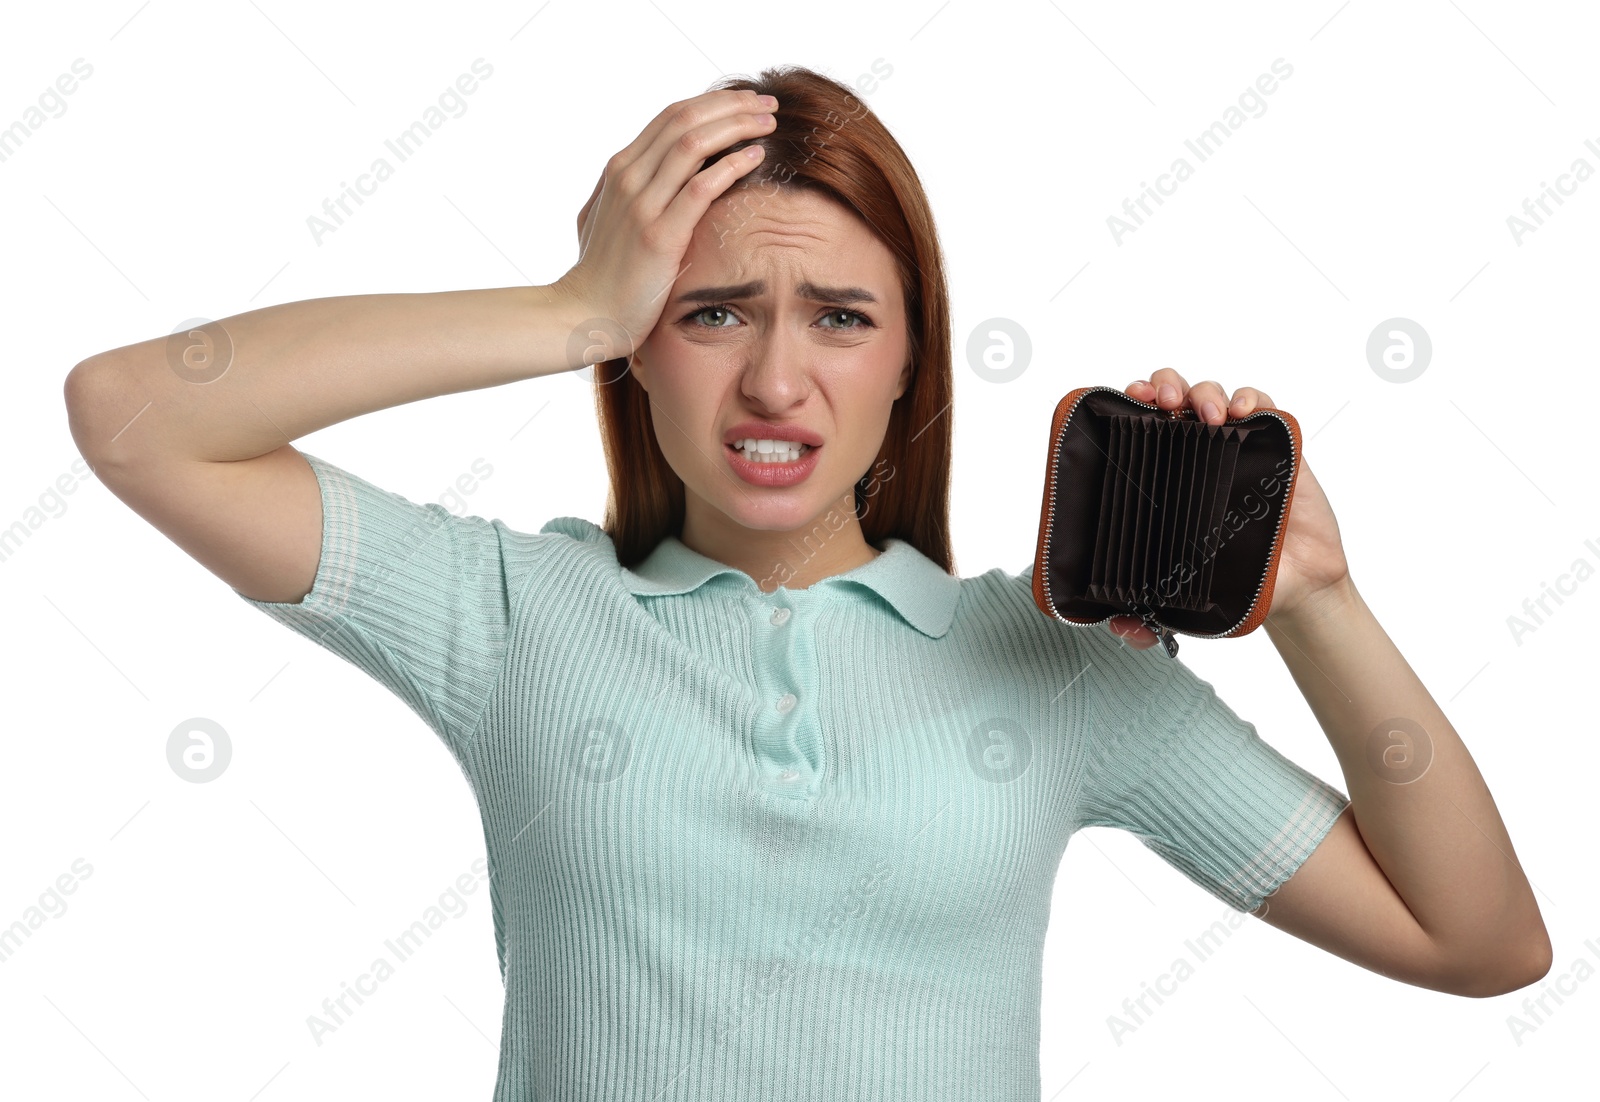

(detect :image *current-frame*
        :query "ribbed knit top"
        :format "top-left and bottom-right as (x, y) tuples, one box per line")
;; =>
(236, 451), (1350, 1101)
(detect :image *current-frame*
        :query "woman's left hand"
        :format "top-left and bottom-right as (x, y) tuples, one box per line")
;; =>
(1107, 370), (1353, 649)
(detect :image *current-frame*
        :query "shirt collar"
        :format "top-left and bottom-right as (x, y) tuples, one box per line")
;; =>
(620, 533), (961, 639)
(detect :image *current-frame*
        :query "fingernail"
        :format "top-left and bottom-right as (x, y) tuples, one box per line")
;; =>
(758, 94), (778, 108)
(1158, 384), (1177, 404)
(1202, 400), (1220, 422)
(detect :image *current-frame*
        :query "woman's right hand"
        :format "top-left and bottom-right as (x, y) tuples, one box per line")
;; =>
(552, 88), (779, 365)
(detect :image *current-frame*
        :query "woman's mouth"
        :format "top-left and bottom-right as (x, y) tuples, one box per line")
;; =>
(724, 439), (822, 487)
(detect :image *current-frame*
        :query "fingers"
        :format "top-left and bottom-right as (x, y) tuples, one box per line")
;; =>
(1125, 373), (1274, 425)
(1107, 615), (1159, 649)
(642, 104), (778, 237)
(615, 89), (778, 217)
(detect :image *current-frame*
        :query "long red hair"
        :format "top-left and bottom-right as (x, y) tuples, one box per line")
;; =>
(592, 64), (954, 575)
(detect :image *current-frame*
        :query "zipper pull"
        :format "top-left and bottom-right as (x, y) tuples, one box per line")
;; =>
(1154, 623), (1179, 659)
(1129, 601), (1181, 659)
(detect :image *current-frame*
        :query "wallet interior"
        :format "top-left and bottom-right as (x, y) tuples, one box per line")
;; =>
(1043, 388), (1296, 636)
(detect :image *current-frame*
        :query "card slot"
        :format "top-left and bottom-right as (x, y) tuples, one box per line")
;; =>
(1164, 422), (1203, 610)
(1151, 419), (1211, 614)
(1143, 417), (1174, 609)
(1086, 414), (1124, 597)
(1158, 422), (1184, 604)
(1111, 415), (1140, 599)
(1177, 422), (1209, 606)
(1197, 425), (1245, 606)
(1128, 418), (1156, 608)
(1088, 413), (1134, 605)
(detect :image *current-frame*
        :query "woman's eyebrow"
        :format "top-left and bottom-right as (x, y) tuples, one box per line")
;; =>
(673, 280), (879, 305)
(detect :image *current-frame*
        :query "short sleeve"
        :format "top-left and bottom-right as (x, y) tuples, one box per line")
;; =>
(1073, 624), (1351, 913)
(234, 451), (540, 761)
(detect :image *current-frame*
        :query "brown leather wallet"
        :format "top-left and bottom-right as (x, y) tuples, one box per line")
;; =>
(1031, 385), (1302, 658)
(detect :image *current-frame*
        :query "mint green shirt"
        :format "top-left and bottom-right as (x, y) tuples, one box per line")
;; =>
(237, 451), (1349, 1101)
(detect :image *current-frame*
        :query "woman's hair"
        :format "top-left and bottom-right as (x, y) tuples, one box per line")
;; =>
(592, 64), (954, 575)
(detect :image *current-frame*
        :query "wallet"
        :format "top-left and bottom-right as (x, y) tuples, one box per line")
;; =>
(1031, 385), (1302, 659)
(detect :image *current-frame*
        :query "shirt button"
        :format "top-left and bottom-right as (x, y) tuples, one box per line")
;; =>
(770, 607), (791, 626)
(775, 692), (796, 714)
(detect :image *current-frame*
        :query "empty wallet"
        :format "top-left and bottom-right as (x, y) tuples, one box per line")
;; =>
(1031, 385), (1302, 659)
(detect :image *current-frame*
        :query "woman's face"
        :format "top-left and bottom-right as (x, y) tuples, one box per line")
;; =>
(629, 186), (912, 552)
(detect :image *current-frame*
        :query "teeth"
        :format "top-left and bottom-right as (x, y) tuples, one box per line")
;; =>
(731, 438), (812, 463)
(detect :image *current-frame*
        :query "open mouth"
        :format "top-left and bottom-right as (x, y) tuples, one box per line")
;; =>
(725, 440), (817, 464)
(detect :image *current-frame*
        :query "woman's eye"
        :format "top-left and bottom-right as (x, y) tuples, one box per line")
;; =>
(687, 305), (737, 328)
(819, 309), (870, 329)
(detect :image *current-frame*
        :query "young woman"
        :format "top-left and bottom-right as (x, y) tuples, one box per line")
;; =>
(65, 65), (1548, 1100)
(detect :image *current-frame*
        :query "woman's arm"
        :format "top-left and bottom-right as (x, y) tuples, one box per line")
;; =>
(65, 286), (590, 468)
(1112, 371), (1551, 998)
(1256, 578), (1550, 997)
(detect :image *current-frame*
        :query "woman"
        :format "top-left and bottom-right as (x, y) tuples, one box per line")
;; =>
(64, 65), (1549, 1100)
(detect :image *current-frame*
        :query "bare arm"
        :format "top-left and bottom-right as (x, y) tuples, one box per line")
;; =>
(64, 285), (589, 468)
(1254, 581), (1551, 998)
(62, 87), (784, 604)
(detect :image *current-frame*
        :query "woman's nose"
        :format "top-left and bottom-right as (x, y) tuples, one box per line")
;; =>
(739, 331), (812, 406)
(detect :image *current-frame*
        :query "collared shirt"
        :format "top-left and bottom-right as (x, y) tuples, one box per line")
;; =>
(237, 451), (1349, 1102)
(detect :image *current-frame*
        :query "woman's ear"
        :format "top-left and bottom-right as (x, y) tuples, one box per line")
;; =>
(628, 352), (648, 392)
(895, 356), (913, 399)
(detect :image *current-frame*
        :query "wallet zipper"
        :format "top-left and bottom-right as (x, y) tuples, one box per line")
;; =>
(1038, 385), (1297, 659)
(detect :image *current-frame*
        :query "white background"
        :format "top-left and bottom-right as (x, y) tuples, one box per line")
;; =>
(4, 1), (1595, 1098)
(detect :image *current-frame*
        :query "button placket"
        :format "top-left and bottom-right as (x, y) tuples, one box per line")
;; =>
(749, 587), (818, 792)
